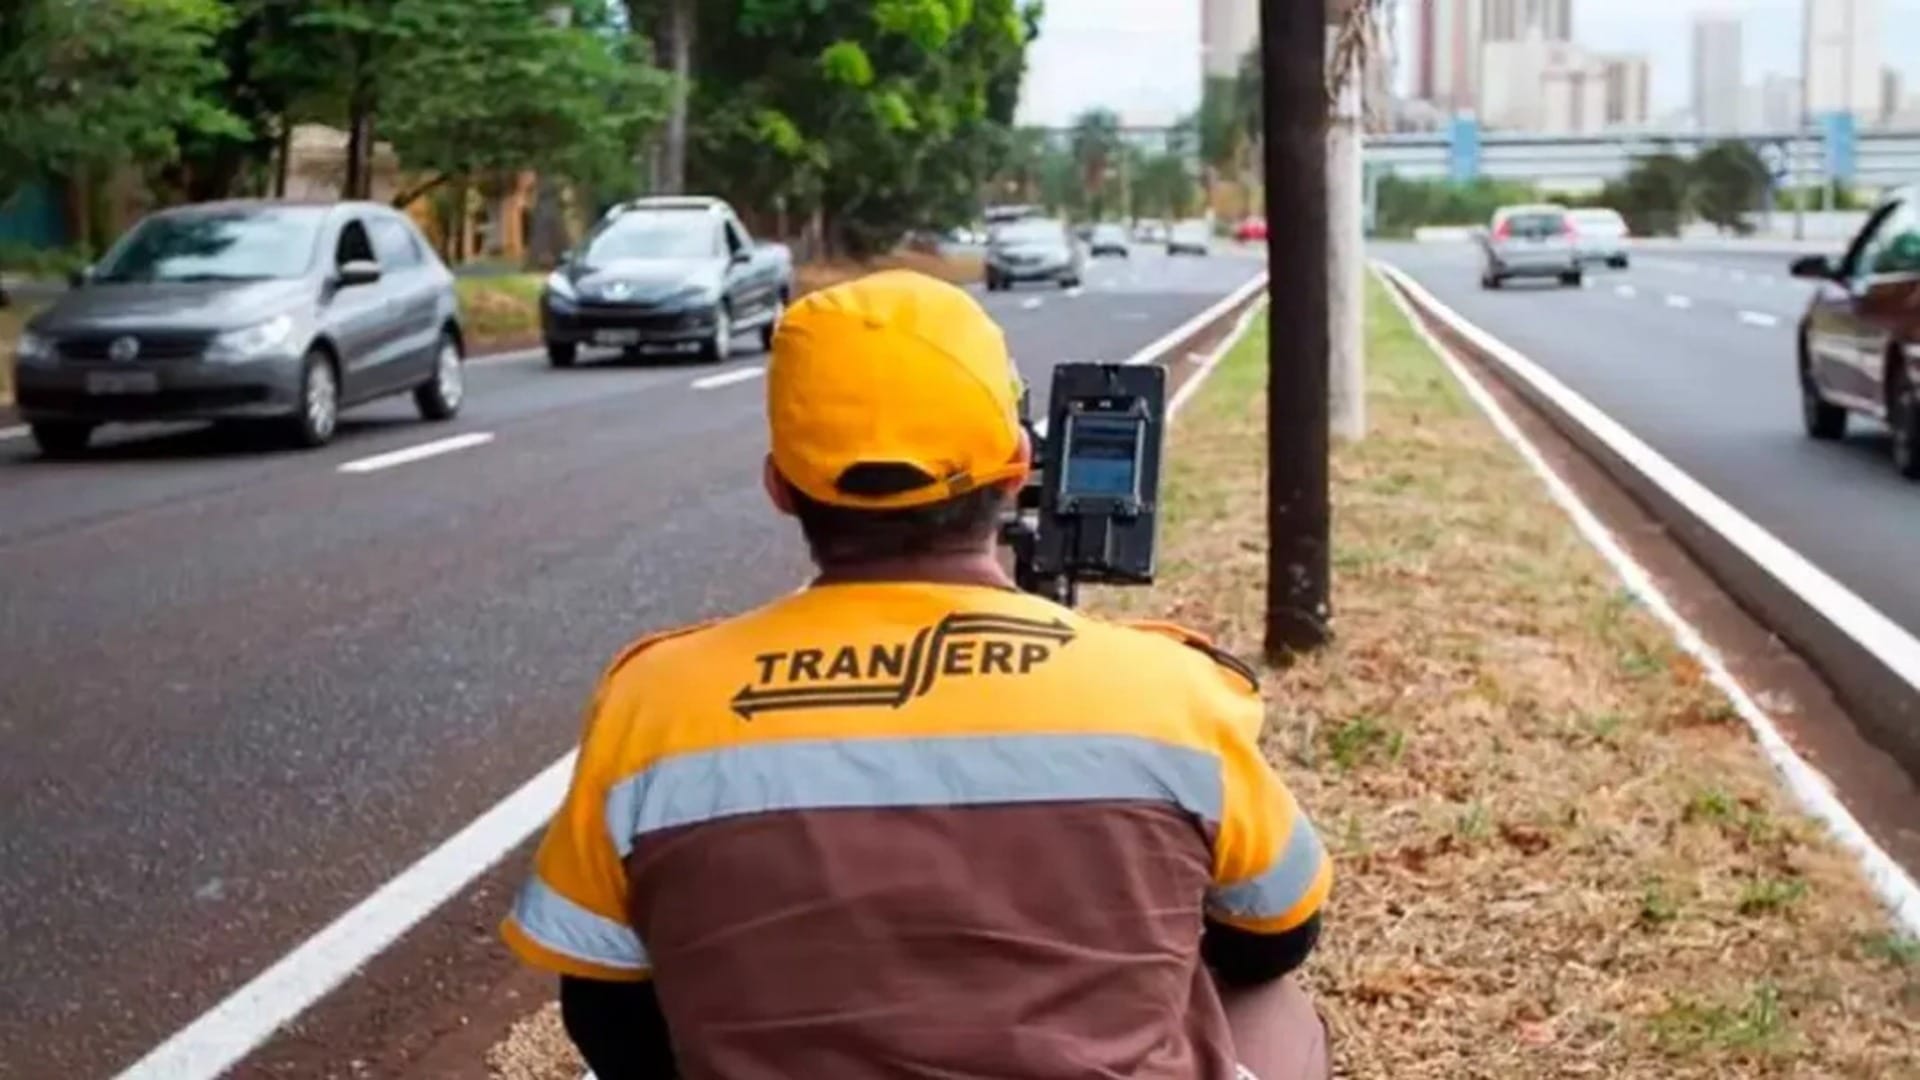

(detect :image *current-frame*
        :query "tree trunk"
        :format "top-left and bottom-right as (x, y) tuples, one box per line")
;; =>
(527, 174), (571, 269)
(274, 119), (291, 198)
(658, 0), (693, 194)
(69, 166), (93, 256)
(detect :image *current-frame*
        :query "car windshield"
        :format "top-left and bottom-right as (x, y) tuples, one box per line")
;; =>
(1093, 225), (1126, 241)
(1173, 222), (1208, 240)
(92, 207), (326, 283)
(997, 220), (1066, 245)
(583, 212), (717, 262)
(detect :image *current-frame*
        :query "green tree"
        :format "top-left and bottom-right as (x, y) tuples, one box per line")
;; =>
(1691, 140), (1769, 234)
(679, 0), (1042, 256)
(1131, 151), (1197, 220)
(0, 0), (244, 247)
(1605, 151), (1692, 237)
(378, 0), (670, 207)
(1069, 107), (1121, 218)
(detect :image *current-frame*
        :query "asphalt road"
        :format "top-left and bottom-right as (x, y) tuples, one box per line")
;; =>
(1377, 239), (1920, 646)
(0, 246), (1264, 1078)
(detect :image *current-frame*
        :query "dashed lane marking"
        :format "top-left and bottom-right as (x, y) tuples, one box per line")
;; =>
(689, 366), (765, 391)
(337, 432), (495, 475)
(1739, 310), (1781, 328)
(1665, 294), (1694, 309)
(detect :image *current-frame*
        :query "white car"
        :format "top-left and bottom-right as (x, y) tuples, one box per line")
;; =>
(1569, 208), (1630, 269)
(1479, 204), (1581, 289)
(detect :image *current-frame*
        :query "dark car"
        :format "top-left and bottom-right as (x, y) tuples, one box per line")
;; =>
(1088, 223), (1131, 258)
(12, 200), (464, 456)
(984, 218), (1084, 291)
(1795, 186), (1920, 477)
(540, 196), (792, 367)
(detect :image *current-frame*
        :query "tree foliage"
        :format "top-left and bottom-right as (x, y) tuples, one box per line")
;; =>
(0, 0), (244, 218)
(1691, 140), (1769, 235)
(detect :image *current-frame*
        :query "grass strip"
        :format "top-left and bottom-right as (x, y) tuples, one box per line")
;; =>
(1093, 278), (1919, 1077)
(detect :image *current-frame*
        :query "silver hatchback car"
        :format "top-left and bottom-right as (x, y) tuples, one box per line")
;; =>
(1479, 204), (1582, 289)
(13, 200), (465, 456)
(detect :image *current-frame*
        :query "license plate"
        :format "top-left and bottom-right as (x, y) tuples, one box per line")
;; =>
(86, 371), (159, 395)
(593, 329), (641, 346)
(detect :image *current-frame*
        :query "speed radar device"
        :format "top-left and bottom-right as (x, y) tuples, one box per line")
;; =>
(1001, 363), (1165, 607)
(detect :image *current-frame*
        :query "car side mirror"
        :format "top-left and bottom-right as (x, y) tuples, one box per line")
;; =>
(67, 264), (92, 289)
(1790, 254), (1836, 280)
(337, 259), (382, 287)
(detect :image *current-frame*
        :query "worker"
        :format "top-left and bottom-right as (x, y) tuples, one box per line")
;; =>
(500, 269), (1332, 1079)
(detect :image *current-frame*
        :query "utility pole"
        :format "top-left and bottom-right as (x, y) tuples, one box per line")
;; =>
(1261, 0), (1332, 660)
(1794, 0), (1809, 240)
(1326, 0), (1366, 441)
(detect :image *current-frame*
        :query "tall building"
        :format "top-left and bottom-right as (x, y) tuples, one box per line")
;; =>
(1200, 0), (1259, 79)
(1542, 50), (1608, 133)
(1805, 0), (1881, 117)
(1690, 13), (1744, 131)
(1758, 73), (1804, 130)
(1882, 67), (1905, 125)
(1414, 0), (1483, 114)
(1482, 0), (1572, 42)
(1599, 55), (1652, 129)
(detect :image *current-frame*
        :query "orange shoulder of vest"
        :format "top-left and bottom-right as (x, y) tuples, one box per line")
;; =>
(600, 620), (721, 681)
(1123, 619), (1261, 694)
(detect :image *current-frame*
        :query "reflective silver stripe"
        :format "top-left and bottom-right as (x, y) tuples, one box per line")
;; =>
(511, 876), (649, 971)
(1207, 812), (1326, 922)
(603, 733), (1223, 857)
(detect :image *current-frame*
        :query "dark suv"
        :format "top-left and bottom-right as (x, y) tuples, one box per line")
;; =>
(13, 200), (464, 456)
(1795, 185), (1920, 478)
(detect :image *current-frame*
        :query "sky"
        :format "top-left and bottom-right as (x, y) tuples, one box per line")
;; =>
(1013, 0), (1920, 127)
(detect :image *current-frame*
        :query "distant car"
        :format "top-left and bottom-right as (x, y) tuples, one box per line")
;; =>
(1479, 204), (1582, 289)
(1168, 220), (1211, 256)
(12, 199), (465, 456)
(985, 217), (1084, 290)
(1569, 207), (1631, 269)
(1234, 216), (1269, 242)
(541, 196), (791, 367)
(1132, 219), (1167, 243)
(1794, 185), (1920, 477)
(1088, 223), (1131, 257)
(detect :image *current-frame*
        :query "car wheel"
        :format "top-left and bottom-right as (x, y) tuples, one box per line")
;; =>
(413, 332), (464, 421)
(1888, 359), (1920, 479)
(703, 305), (733, 364)
(760, 292), (787, 353)
(547, 341), (577, 368)
(1800, 340), (1847, 441)
(289, 347), (339, 448)
(30, 421), (93, 459)
(1560, 271), (1583, 287)
(1611, 255), (1630, 269)
(1481, 273), (1502, 290)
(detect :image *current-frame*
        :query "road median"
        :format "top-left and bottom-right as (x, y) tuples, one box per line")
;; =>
(481, 282), (1917, 1078)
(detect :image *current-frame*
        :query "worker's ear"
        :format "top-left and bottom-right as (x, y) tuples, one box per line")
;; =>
(763, 455), (799, 517)
(995, 427), (1033, 496)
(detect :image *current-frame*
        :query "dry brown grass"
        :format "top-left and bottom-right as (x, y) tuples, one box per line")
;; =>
(1, 302), (43, 406)
(485, 1003), (583, 1080)
(484, 279), (1919, 1078)
(1095, 279), (1920, 1077)
(793, 249), (983, 295)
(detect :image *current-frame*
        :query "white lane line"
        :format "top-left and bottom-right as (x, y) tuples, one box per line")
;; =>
(1755, 273), (1778, 285)
(689, 365), (765, 391)
(1665, 294), (1694, 309)
(123, 265), (1275, 1080)
(1121, 269), (1270, 367)
(1375, 260), (1920, 938)
(0, 423), (28, 441)
(1065, 286), (1084, 299)
(1739, 310), (1782, 328)
(116, 752), (577, 1079)
(1615, 284), (1637, 298)
(1020, 297), (1044, 310)
(336, 432), (494, 475)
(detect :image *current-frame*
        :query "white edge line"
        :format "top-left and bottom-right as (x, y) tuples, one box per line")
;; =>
(689, 365), (765, 391)
(1374, 259), (1920, 937)
(1123, 269), (1270, 368)
(1665, 294), (1694, 309)
(114, 752), (580, 1079)
(123, 268), (1275, 1080)
(1615, 285), (1637, 298)
(0, 423), (27, 441)
(337, 432), (495, 475)
(1738, 310), (1782, 328)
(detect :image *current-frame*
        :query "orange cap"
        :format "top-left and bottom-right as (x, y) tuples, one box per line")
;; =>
(767, 269), (1028, 509)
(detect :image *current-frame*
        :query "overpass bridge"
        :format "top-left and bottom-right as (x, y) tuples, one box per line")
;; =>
(1366, 116), (1920, 192)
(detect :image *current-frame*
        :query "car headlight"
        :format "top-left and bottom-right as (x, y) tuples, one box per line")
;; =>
(207, 314), (295, 363)
(544, 270), (576, 301)
(14, 329), (52, 366)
